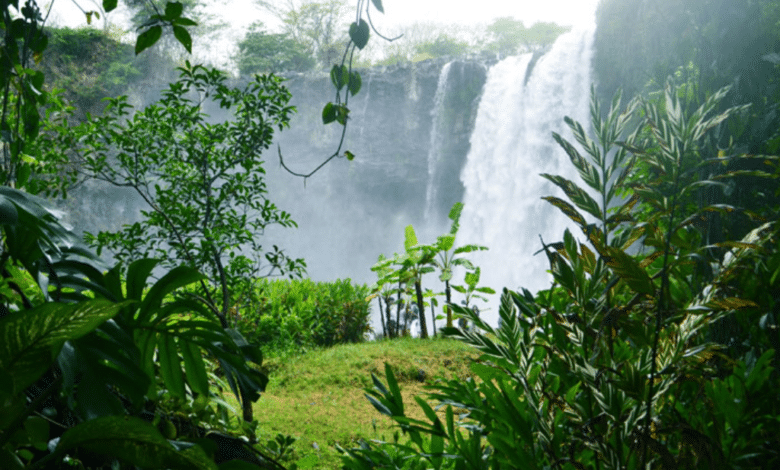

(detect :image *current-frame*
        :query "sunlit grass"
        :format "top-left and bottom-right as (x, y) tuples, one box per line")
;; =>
(248, 336), (481, 469)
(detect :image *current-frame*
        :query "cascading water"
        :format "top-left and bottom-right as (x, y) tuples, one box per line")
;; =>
(458, 21), (596, 320)
(424, 61), (454, 225)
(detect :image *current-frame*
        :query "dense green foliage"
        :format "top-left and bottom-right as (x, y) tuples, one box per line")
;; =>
(235, 278), (371, 351)
(371, 204), (490, 340)
(41, 27), (160, 117)
(237, 21), (316, 75)
(342, 83), (780, 469)
(0, 189), (271, 469)
(38, 63), (305, 322)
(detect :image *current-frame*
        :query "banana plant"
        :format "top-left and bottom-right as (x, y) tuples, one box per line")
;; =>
(372, 225), (436, 338)
(427, 202), (488, 328)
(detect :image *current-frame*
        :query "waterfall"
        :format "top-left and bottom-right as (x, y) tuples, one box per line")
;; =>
(424, 61), (454, 225)
(458, 22), (596, 313)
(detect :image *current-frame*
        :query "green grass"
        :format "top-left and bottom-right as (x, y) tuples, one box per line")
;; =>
(249, 336), (481, 469)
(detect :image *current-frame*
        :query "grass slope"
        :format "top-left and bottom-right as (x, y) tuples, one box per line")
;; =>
(253, 336), (480, 469)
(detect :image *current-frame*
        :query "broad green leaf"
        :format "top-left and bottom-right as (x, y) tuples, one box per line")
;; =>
(126, 258), (159, 301)
(55, 416), (216, 470)
(349, 21), (370, 49)
(139, 265), (204, 321)
(0, 196), (19, 224)
(165, 1), (184, 19)
(158, 333), (186, 398)
(0, 300), (126, 396)
(330, 65), (348, 91)
(370, 0), (384, 13)
(173, 25), (192, 53)
(136, 25), (163, 55)
(348, 71), (362, 96)
(103, 0), (118, 12)
(404, 225), (418, 252)
(541, 196), (587, 228)
(541, 173), (602, 220)
(322, 102), (337, 124)
(181, 340), (209, 396)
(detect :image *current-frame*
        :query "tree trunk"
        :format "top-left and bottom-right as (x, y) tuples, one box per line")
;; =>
(430, 300), (436, 337)
(445, 280), (453, 328)
(395, 281), (403, 338)
(377, 296), (386, 339)
(415, 280), (428, 339)
(384, 294), (394, 338)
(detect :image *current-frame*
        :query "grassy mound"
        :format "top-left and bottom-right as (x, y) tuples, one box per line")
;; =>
(251, 336), (480, 468)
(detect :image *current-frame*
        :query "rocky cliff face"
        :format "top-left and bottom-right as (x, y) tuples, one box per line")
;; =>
(58, 57), (489, 284)
(275, 58), (487, 223)
(260, 58), (488, 283)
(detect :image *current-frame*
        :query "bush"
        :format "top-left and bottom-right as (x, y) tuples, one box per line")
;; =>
(234, 278), (372, 351)
(340, 83), (780, 469)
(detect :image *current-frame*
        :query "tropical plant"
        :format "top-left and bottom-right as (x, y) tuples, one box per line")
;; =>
(373, 225), (436, 339)
(341, 82), (780, 469)
(36, 61), (305, 421)
(0, 187), (273, 469)
(427, 202), (489, 328)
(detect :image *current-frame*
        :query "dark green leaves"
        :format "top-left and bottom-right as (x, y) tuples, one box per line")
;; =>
(349, 21), (370, 50)
(135, 26), (162, 55)
(102, 0), (117, 12)
(135, 2), (197, 55)
(173, 26), (193, 53)
(0, 300), (126, 397)
(55, 416), (216, 470)
(330, 65), (348, 90)
(370, 0), (384, 13)
(322, 102), (349, 125)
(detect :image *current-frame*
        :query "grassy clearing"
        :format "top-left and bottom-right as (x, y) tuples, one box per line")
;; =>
(251, 336), (481, 469)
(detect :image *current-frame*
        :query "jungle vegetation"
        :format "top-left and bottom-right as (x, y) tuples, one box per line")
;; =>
(2, 0), (780, 469)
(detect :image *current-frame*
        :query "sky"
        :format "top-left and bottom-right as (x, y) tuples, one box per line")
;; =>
(46, 0), (599, 32)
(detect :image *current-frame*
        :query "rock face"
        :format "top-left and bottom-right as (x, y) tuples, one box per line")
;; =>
(274, 58), (487, 224)
(58, 58), (489, 285)
(263, 58), (488, 283)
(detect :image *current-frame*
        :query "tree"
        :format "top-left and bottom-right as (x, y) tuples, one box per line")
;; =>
(413, 34), (470, 60)
(236, 21), (315, 75)
(257, 0), (350, 68)
(486, 16), (570, 57)
(49, 62), (305, 323)
(37, 63), (305, 421)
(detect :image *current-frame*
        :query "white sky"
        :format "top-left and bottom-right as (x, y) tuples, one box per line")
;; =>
(46, 0), (599, 32)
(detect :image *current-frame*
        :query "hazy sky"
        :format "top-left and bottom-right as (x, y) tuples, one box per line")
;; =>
(47, 0), (599, 31)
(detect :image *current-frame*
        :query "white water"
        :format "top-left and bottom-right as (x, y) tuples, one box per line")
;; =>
(424, 61), (454, 224)
(458, 22), (596, 320)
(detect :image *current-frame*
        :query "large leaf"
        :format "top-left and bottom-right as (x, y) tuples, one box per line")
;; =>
(138, 264), (205, 323)
(0, 300), (127, 397)
(135, 25), (163, 55)
(404, 225), (418, 252)
(55, 416), (216, 470)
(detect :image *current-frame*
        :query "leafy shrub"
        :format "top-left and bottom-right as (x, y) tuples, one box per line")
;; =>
(341, 83), (780, 469)
(235, 278), (372, 351)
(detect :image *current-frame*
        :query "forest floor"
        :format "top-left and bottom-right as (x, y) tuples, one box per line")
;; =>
(248, 335), (481, 469)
